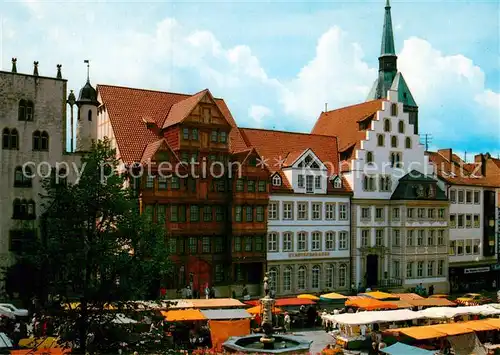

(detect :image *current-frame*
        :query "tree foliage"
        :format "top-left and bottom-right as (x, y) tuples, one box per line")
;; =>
(7, 138), (172, 353)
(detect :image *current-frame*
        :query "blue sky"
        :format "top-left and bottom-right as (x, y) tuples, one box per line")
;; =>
(2, 0), (499, 157)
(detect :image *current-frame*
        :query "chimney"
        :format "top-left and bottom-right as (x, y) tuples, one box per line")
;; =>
(438, 148), (452, 162)
(474, 153), (487, 176)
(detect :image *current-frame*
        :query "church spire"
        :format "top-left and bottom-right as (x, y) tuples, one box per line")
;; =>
(380, 0), (396, 56)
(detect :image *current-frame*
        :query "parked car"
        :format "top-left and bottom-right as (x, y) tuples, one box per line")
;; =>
(455, 293), (492, 306)
(0, 303), (28, 317)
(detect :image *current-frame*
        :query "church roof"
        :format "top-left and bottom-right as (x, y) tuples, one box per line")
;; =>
(77, 80), (99, 106)
(380, 0), (396, 56)
(390, 72), (418, 107)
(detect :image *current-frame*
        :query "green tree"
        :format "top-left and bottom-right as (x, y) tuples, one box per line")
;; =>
(8, 138), (172, 353)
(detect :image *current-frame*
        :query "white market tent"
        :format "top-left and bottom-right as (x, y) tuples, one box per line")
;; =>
(323, 309), (425, 325)
(419, 305), (500, 319)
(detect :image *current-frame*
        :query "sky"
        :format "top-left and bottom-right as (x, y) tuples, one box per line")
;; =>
(1, 0), (499, 159)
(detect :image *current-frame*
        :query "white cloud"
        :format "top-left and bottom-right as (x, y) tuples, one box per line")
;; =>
(248, 105), (273, 128)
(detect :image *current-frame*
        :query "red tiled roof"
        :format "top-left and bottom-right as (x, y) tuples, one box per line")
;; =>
(311, 99), (384, 152)
(97, 85), (248, 163)
(162, 89), (209, 129)
(141, 139), (167, 163)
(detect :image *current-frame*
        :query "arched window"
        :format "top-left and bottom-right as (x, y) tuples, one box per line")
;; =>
(333, 177), (342, 189)
(377, 134), (385, 147)
(26, 101), (34, 121)
(405, 137), (412, 149)
(339, 264), (347, 288)
(383, 119), (391, 132)
(326, 264), (335, 289)
(41, 131), (49, 151)
(390, 152), (396, 167)
(395, 153), (402, 167)
(27, 199), (36, 218)
(283, 267), (292, 292)
(14, 167), (23, 187)
(312, 265), (321, 289)
(363, 175), (369, 191)
(2, 128), (9, 149)
(391, 103), (398, 116)
(88, 109), (92, 122)
(18, 100), (26, 121)
(391, 136), (398, 148)
(10, 129), (19, 150)
(297, 266), (306, 290)
(33, 130), (41, 150)
(268, 267), (278, 293)
(366, 151), (374, 164)
(398, 120), (404, 133)
(272, 174), (282, 187)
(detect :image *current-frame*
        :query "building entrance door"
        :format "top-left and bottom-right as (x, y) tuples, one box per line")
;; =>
(366, 254), (379, 287)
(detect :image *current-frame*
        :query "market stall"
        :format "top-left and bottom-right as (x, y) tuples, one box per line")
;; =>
(345, 298), (398, 311)
(380, 341), (438, 355)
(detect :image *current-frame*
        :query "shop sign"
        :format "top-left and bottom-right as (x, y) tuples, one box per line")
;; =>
(288, 251), (330, 258)
(464, 266), (490, 274)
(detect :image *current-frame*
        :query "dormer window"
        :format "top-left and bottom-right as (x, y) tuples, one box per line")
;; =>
(306, 175), (314, 193)
(333, 177), (342, 189)
(272, 174), (282, 187)
(314, 176), (321, 189)
(299, 154), (320, 169)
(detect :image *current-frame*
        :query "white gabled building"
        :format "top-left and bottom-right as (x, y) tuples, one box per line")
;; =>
(240, 129), (352, 296)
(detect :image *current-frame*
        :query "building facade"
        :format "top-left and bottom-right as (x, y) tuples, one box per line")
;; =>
(240, 129), (352, 296)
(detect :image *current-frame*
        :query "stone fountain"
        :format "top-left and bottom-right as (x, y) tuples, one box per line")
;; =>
(222, 273), (312, 354)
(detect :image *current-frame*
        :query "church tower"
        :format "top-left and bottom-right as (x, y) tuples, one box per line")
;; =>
(75, 60), (99, 152)
(366, 0), (419, 134)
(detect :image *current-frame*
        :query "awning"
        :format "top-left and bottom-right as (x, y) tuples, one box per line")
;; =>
(407, 298), (456, 307)
(275, 298), (316, 306)
(323, 309), (424, 325)
(431, 323), (474, 336)
(320, 292), (348, 301)
(362, 291), (396, 300)
(201, 309), (251, 320)
(392, 300), (414, 309)
(391, 293), (424, 301)
(297, 294), (320, 301)
(458, 319), (499, 332)
(168, 298), (246, 309)
(162, 309), (206, 321)
(345, 298), (397, 310)
(390, 325), (447, 340)
(246, 305), (283, 314)
(381, 342), (437, 355)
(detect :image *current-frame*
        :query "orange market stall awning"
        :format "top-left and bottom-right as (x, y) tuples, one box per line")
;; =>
(161, 309), (207, 322)
(391, 293), (424, 301)
(297, 294), (320, 301)
(431, 323), (474, 336)
(345, 298), (398, 310)
(407, 298), (456, 307)
(482, 318), (500, 328)
(246, 305), (283, 315)
(458, 319), (499, 332)
(320, 292), (348, 301)
(392, 300), (414, 309)
(275, 298), (316, 307)
(361, 291), (398, 300)
(386, 325), (448, 340)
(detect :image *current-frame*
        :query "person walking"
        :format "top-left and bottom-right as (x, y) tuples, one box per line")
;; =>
(284, 312), (291, 333)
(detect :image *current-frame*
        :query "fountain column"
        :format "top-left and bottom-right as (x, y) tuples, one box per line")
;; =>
(260, 272), (275, 350)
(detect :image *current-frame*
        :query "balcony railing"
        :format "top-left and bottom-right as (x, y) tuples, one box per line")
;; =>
(378, 278), (403, 288)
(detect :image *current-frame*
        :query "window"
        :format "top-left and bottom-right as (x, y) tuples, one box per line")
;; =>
(417, 261), (424, 277)
(10, 129), (19, 150)
(427, 230), (435, 246)
(268, 268), (278, 292)
(427, 209), (435, 219)
(298, 202), (308, 220)
(244, 237), (252, 252)
(314, 175), (321, 189)
(283, 202), (293, 220)
(219, 131), (227, 143)
(362, 175), (376, 191)
(235, 206), (242, 222)
(438, 260), (444, 276)
(375, 207), (384, 220)
(339, 231), (348, 250)
(272, 174), (281, 187)
(333, 177), (342, 188)
(298, 266), (306, 290)
(18, 100), (26, 121)
(2, 128), (9, 149)
(405, 137), (412, 149)
(144, 175), (154, 189)
(458, 190), (464, 203)
(203, 206), (212, 222)
(392, 229), (400, 246)
(211, 130), (218, 142)
(438, 230), (445, 245)
(256, 206), (264, 222)
(391, 103), (398, 116)
(406, 262), (413, 278)
(326, 265), (334, 289)
(245, 206), (253, 222)
(417, 208), (425, 219)
(407, 230), (413, 246)
(325, 203), (336, 220)
(298, 175), (304, 188)
(392, 207), (400, 220)
(283, 232), (293, 252)
(384, 119), (391, 132)
(283, 267), (292, 291)
(306, 175), (314, 193)
(466, 214), (472, 228)
(427, 261), (434, 277)
(168, 238), (177, 254)
(366, 151), (374, 164)
(473, 239), (480, 254)
(312, 265), (321, 289)
(188, 237), (197, 253)
(158, 176), (167, 190)
(268, 202), (278, 220)
(255, 236), (263, 251)
(417, 230), (424, 246)
(361, 229), (369, 247)
(14, 166), (33, 188)
(361, 207), (370, 220)
(449, 240), (456, 255)
(450, 214), (456, 228)
(465, 239), (472, 254)
(438, 208), (445, 219)
(457, 240), (464, 255)
(377, 134), (385, 146)
(202, 237), (210, 253)
(157, 205), (166, 225)
(12, 199), (36, 220)
(458, 214), (464, 228)
(473, 214), (480, 228)
(236, 179), (244, 192)
(182, 128), (189, 140)
(312, 203), (322, 220)
(248, 156), (257, 167)
(268, 233), (278, 252)
(338, 264), (347, 288)
(466, 190), (472, 204)
(450, 189), (456, 203)
(298, 232), (307, 251)
(171, 176), (180, 189)
(379, 175), (391, 192)
(391, 136), (398, 148)
(215, 264), (224, 282)
(312, 232), (321, 250)
(234, 237), (241, 252)
(407, 208), (414, 219)
(473, 191), (480, 204)
(215, 237), (224, 253)
(326, 232), (335, 250)
(398, 120), (404, 133)
(339, 203), (348, 220)
(375, 229), (384, 246)
(191, 128), (198, 140)
(247, 180), (255, 192)
(190, 205), (199, 222)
